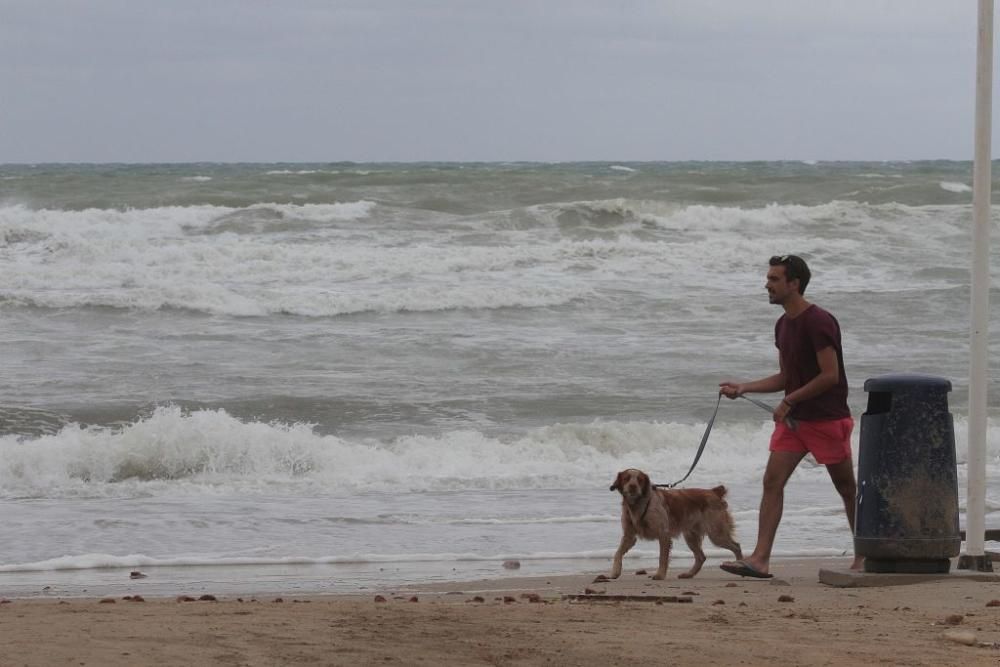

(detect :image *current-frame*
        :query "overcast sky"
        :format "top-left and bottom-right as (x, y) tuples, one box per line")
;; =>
(1, 1), (992, 162)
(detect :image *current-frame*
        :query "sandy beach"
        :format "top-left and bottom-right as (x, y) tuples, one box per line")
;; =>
(2, 558), (999, 666)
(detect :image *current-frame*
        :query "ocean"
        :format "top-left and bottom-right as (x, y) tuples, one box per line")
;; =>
(1, 161), (998, 599)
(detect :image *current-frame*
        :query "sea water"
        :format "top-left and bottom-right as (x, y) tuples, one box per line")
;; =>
(1, 161), (998, 598)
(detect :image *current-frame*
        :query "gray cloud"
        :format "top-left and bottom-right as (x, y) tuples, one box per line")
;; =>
(0, 1), (987, 162)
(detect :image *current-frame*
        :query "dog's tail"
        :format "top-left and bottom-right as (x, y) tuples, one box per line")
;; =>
(711, 485), (728, 499)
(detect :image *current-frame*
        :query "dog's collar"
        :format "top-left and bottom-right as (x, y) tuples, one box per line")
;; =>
(628, 490), (653, 525)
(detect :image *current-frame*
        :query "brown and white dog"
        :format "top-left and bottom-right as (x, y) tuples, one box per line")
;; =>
(609, 468), (742, 580)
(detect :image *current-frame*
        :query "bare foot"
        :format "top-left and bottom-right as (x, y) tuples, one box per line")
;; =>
(850, 556), (864, 570)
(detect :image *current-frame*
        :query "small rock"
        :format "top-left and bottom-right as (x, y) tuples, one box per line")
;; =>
(129, 571), (147, 579)
(682, 591), (699, 596)
(503, 596), (516, 603)
(521, 593), (542, 603)
(374, 595), (387, 603)
(943, 630), (978, 646)
(177, 596), (196, 602)
(0, 599), (10, 604)
(128, 595), (145, 602)
(198, 595), (217, 602)
(777, 595), (794, 603)
(712, 599), (726, 605)
(273, 598), (284, 603)
(468, 596), (485, 603)
(724, 582), (739, 588)
(986, 599), (1000, 607)
(739, 602), (748, 607)
(943, 614), (964, 625)
(99, 598), (116, 604)
(408, 596), (419, 603)
(502, 560), (520, 570)
(635, 569), (647, 575)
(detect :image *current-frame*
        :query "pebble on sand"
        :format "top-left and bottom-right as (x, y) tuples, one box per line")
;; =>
(502, 560), (520, 570)
(943, 630), (977, 646)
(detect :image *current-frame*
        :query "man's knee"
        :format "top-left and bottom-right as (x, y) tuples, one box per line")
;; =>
(827, 462), (857, 497)
(761, 470), (789, 495)
(833, 476), (856, 498)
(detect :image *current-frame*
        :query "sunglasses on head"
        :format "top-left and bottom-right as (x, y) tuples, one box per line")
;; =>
(770, 255), (791, 263)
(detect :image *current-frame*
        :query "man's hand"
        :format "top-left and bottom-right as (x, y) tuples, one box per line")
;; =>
(718, 382), (743, 399)
(773, 397), (793, 424)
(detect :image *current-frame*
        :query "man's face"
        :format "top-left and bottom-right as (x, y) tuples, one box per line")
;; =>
(766, 264), (797, 304)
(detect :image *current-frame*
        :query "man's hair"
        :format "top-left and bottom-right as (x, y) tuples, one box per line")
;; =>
(769, 254), (811, 294)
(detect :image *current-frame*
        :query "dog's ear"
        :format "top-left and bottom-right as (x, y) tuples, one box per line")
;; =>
(639, 471), (651, 493)
(610, 471), (624, 491)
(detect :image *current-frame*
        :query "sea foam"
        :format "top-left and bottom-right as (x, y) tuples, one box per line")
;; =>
(3, 406), (997, 500)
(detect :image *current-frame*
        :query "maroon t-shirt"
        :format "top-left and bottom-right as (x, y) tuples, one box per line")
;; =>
(774, 304), (850, 421)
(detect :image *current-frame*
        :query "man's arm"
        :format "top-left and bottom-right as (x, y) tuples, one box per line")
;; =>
(785, 346), (838, 405)
(771, 346), (838, 422)
(719, 371), (785, 399)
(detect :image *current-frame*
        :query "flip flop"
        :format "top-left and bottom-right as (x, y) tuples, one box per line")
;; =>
(720, 560), (773, 579)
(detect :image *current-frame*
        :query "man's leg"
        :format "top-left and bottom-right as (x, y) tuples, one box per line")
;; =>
(724, 450), (804, 575)
(826, 458), (864, 570)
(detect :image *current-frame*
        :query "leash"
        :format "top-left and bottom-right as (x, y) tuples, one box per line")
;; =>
(739, 394), (798, 431)
(655, 393), (796, 489)
(655, 393), (723, 489)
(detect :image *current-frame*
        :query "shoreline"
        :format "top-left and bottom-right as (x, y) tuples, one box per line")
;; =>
(3, 557), (1000, 666)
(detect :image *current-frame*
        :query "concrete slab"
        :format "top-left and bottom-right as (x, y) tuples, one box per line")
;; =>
(819, 566), (1000, 588)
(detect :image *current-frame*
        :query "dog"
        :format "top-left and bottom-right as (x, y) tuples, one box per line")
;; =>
(609, 468), (742, 580)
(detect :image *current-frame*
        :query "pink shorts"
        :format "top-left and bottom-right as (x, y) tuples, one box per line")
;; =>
(769, 416), (854, 464)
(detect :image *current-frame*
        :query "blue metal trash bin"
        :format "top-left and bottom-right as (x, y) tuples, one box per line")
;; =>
(854, 373), (961, 573)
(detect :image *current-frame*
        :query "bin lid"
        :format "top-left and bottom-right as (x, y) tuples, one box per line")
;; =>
(863, 373), (952, 393)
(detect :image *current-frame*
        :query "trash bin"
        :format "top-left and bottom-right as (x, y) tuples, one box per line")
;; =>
(854, 373), (961, 573)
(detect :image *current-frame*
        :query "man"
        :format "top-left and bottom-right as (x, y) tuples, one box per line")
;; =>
(718, 254), (862, 578)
